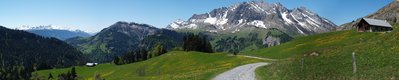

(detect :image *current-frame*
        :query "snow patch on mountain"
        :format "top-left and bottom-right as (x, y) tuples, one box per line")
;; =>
(291, 15), (307, 27)
(295, 26), (304, 34)
(188, 24), (198, 29)
(306, 19), (319, 28)
(232, 29), (240, 33)
(238, 19), (245, 24)
(204, 13), (218, 24)
(219, 19), (228, 25)
(303, 13), (319, 24)
(169, 23), (180, 29)
(281, 12), (293, 24)
(323, 19), (334, 25)
(249, 2), (266, 12)
(247, 20), (266, 29)
(204, 12), (229, 26)
(208, 30), (218, 33)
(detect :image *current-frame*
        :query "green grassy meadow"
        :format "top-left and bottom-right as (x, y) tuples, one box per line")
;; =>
(252, 23), (399, 79)
(34, 51), (263, 80)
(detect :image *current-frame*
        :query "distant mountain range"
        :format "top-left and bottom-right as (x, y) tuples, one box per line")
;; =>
(338, 1), (399, 30)
(64, 1), (338, 62)
(17, 25), (92, 40)
(167, 1), (337, 36)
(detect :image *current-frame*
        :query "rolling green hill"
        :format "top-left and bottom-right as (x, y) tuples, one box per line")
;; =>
(250, 23), (399, 79)
(33, 51), (263, 80)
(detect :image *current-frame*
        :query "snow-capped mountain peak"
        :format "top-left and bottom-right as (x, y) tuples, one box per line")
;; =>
(16, 25), (89, 33)
(16, 25), (92, 40)
(167, 1), (336, 35)
(168, 19), (188, 29)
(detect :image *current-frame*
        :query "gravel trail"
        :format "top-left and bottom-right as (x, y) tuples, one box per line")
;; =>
(212, 62), (269, 80)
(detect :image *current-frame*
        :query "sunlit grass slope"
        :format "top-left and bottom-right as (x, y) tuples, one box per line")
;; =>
(252, 23), (399, 79)
(34, 51), (263, 80)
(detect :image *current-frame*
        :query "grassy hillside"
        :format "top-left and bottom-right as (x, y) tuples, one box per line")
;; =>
(33, 51), (263, 80)
(246, 30), (377, 59)
(251, 23), (399, 79)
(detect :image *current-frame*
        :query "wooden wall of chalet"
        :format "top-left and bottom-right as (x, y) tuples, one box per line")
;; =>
(357, 20), (371, 32)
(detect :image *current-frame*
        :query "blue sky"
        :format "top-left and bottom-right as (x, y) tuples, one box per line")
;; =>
(0, 0), (394, 32)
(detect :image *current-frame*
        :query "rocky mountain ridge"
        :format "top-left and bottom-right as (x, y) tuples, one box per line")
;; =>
(167, 1), (337, 36)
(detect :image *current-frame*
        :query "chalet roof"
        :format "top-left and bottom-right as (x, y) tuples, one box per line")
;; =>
(362, 18), (392, 27)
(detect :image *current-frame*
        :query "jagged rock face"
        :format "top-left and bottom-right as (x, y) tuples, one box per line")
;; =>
(167, 1), (337, 36)
(338, 1), (399, 30)
(366, 1), (399, 23)
(263, 36), (281, 47)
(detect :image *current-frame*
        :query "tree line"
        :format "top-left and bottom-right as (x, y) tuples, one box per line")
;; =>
(182, 33), (214, 53)
(113, 43), (167, 65)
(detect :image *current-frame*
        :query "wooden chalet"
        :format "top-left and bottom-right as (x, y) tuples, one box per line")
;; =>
(357, 18), (393, 32)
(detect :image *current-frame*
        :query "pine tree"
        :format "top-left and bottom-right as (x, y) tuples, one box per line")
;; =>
(48, 73), (53, 80)
(113, 56), (121, 65)
(142, 49), (148, 60)
(71, 67), (77, 79)
(154, 43), (167, 56)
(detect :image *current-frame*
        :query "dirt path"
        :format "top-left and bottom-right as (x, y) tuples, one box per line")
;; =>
(212, 62), (269, 80)
(239, 55), (277, 61)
